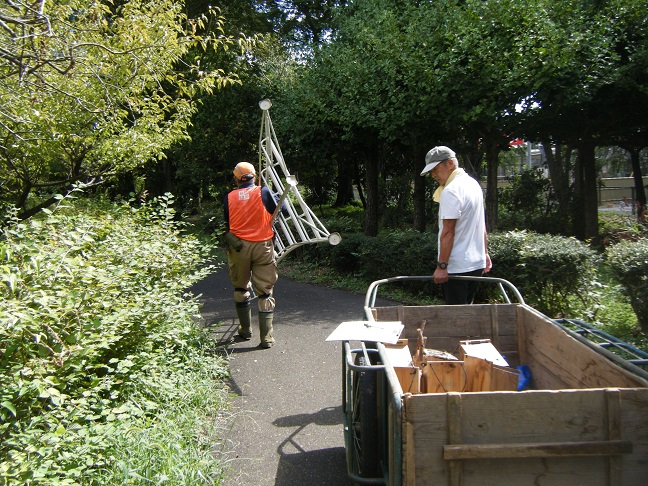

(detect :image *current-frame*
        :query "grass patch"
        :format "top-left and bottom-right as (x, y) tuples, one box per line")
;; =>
(95, 344), (233, 485)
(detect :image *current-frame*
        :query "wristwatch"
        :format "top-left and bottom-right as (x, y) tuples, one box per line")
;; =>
(437, 262), (448, 270)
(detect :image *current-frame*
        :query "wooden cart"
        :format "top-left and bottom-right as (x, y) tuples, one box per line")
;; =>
(341, 276), (648, 485)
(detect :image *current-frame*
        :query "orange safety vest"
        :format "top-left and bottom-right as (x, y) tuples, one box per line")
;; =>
(228, 186), (275, 242)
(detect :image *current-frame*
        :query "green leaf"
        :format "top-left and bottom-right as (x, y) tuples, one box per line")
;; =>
(1, 401), (17, 417)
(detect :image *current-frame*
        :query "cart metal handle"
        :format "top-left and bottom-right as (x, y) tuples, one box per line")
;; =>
(363, 275), (525, 321)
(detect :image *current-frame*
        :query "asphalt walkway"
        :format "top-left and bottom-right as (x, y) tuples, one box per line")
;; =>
(192, 265), (390, 486)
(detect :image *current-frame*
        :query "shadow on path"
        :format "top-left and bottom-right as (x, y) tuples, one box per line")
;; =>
(273, 407), (350, 486)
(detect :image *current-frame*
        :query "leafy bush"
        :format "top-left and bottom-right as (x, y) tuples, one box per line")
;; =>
(599, 213), (648, 247)
(326, 230), (602, 314)
(325, 232), (367, 274)
(489, 231), (601, 317)
(287, 222), (605, 316)
(0, 194), (228, 484)
(606, 239), (648, 333)
(184, 199), (226, 237)
(593, 265), (644, 347)
(323, 202), (366, 235)
(308, 229), (436, 280)
(357, 231), (437, 281)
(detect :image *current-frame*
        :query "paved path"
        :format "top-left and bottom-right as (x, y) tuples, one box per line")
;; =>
(192, 266), (391, 486)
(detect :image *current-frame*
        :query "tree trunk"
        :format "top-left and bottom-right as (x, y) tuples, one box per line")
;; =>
(485, 142), (499, 233)
(333, 158), (355, 207)
(572, 149), (585, 240)
(543, 141), (572, 233)
(412, 145), (427, 232)
(17, 179), (104, 220)
(354, 159), (366, 208)
(628, 147), (647, 222)
(364, 146), (379, 237)
(577, 141), (599, 242)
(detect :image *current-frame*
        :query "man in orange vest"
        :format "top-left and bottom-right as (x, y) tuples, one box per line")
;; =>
(224, 162), (280, 348)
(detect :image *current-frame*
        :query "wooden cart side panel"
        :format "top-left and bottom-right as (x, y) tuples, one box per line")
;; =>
(373, 304), (519, 357)
(402, 401), (416, 486)
(618, 388), (648, 485)
(402, 389), (648, 486)
(518, 306), (648, 389)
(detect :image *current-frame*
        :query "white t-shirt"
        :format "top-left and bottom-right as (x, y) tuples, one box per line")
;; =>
(438, 172), (486, 274)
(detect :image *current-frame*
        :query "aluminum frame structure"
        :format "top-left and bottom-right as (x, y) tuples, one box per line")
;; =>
(257, 99), (341, 263)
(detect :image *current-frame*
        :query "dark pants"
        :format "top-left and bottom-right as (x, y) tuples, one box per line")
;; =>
(443, 269), (484, 305)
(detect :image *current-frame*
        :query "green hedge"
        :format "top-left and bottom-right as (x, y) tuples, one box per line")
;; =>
(306, 230), (441, 299)
(488, 231), (600, 317)
(300, 227), (600, 316)
(606, 239), (648, 333)
(0, 195), (227, 484)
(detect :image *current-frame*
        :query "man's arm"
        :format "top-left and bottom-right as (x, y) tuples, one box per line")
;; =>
(261, 186), (289, 216)
(434, 218), (457, 283)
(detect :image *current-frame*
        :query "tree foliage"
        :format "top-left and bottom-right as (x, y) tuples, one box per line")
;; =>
(0, 0), (244, 218)
(4, 0), (648, 239)
(509, 0), (648, 238)
(271, 0), (648, 238)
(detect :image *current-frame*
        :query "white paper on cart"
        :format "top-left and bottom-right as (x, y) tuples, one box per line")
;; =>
(325, 321), (404, 344)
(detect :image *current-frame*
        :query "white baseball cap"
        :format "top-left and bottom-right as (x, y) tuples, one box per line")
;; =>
(420, 146), (457, 176)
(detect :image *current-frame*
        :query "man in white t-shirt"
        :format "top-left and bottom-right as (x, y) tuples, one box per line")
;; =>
(421, 146), (492, 304)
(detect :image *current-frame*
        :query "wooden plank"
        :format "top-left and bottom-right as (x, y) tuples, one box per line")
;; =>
(406, 391), (599, 485)
(398, 335), (519, 358)
(463, 356), (518, 392)
(422, 361), (468, 393)
(381, 304), (648, 484)
(464, 355), (492, 392)
(374, 304), (519, 343)
(491, 365), (519, 391)
(395, 367), (421, 394)
(490, 304), (500, 350)
(383, 340), (414, 367)
(606, 389), (622, 486)
(402, 394), (416, 486)
(383, 340), (421, 393)
(447, 393), (462, 486)
(449, 459), (617, 486)
(376, 303), (520, 359)
(617, 388), (648, 486)
(405, 394), (448, 482)
(457, 390), (609, 444)
(516, 305), (529, 367)
(459, 340), (509, 366)
(443, 440), (633, 460)
(407, 390), (608, 459)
